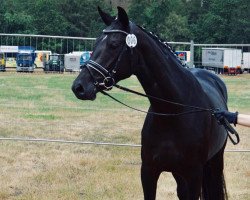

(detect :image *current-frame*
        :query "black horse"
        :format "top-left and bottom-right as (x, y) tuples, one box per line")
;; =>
(72, 7), (229, 200)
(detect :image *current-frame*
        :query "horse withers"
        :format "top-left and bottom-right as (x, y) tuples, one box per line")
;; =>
(72, 7), (229, 200)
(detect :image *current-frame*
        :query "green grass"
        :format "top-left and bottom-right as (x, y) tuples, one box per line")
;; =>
(0, 73), (149, 119)
(222, 75), (250, 110)
(0, 72), (249, 200)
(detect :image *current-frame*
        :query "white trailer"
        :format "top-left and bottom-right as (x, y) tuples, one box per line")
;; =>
(202, 48), (242, 74)
(64, 51), (91, 72)
(242, 52), (250, 73)
(64, 52), (82, 72)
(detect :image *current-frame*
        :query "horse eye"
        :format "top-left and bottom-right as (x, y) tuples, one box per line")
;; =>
(109, 42), (119, 49)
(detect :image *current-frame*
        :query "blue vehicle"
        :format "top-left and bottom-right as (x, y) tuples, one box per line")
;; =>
(80, 51), (92, 66)
(80, 51), (92, 70)
(16, 46), (36, 72)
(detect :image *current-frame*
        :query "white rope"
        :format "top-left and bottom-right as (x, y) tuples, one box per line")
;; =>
(0, 137), (249, 152)
(0, 137), (141, 147)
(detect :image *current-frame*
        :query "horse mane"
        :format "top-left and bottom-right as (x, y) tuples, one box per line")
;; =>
(137, 25), (186, 68)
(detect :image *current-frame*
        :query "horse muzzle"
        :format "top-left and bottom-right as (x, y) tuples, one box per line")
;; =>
(71, 81), (97, 101)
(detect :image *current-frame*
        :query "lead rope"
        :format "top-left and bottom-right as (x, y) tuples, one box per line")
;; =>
(217, 117), (240, 145)
(114, 84), (212, 111)
(101, 85), (240, 144)
(100, 89), (212, 117)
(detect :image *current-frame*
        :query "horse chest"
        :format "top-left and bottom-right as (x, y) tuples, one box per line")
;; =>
(141, 118), (204, 171)
(141, 133), (185, 171)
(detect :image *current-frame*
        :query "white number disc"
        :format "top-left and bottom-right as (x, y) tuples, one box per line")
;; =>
(126, 34), (137, 48)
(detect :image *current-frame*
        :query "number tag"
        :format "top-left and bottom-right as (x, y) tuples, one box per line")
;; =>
(126, 34), (137, 48)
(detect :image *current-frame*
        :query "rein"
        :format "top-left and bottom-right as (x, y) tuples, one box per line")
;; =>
(114, 84), (212, 111)
(101, 84), (240, 145)
(101, 84), (213, 117)
(101, 90), (210, 117)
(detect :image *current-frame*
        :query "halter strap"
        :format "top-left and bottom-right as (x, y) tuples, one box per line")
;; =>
(85, 60), (115, 90)
(87, 60), (109, 77)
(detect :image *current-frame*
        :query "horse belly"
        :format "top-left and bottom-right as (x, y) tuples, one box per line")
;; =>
(207, 123), (228, 159)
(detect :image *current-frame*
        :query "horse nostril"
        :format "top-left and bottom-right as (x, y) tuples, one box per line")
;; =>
(72, 83), (85, 96)
(75, 84), (84, 93)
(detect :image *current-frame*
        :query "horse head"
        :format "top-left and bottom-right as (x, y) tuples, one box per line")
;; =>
(72, 7), (137, 100)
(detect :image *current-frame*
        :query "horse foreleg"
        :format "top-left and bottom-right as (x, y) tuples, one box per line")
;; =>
(202, 145), (227, 200)
(172, 172), (188, 200)
(141, 163), (161, 200)
(183, 166), (203, 200)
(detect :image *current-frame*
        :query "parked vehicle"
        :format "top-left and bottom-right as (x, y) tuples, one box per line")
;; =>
(64, 51), (91, 72)
(242, 52), (250, 73)
(202, 48), (242, 74)
(35, 50), (52, 68)
(80, 51), (92, 66)
(16, 46), (36, 72)
(175, 51), (190, 66)
(44, 54), (64, 72)
(0, 52), (6, 72)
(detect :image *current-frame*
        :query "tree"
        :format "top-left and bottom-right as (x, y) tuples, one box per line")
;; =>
(128, 0), (149, 26)
(60, 0), (108, 37)
(0, 0), (36, 34)
(189, 0), (250, 43)
(31, 0), (69, 36)
(226, 0), (250, 43)
(0, 0), (248, 43)
(129, 0), (172, 33)
(160, 12), (191, 42)
(128, 0), (190, 41)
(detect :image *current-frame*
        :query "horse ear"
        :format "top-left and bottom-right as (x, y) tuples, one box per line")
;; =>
(117, 6), (129, 27)
(98, 6), (115, 26)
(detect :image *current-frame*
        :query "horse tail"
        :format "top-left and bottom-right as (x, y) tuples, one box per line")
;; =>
(200, 147), (228, 200)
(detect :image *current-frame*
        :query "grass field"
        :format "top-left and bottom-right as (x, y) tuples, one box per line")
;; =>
(0, 72), (249, 200)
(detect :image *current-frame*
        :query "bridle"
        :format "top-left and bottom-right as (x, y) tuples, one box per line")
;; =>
(81, 26), (240, 145)
(84, 28), (135, 90)
(85, 59), (117, 90)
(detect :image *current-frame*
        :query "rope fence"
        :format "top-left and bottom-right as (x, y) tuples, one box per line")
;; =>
(0, 137), (249, 152)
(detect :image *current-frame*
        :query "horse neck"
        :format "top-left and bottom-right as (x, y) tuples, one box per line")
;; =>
(135, 34), (200, 110)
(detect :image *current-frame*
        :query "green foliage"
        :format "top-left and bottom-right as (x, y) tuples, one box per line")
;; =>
(190, 0), (250, 43)
(0, 0), (249, 43)
(0, 0), (106, 37)
(129, 0), (169, 33)
(128, 0), (190, 41)
(31, 0), (69, 35)
(160, 12), (191, 41)
(1, 0), (36, 33)
(128, 0), (249, 43)
(60, 0), (107, 37)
